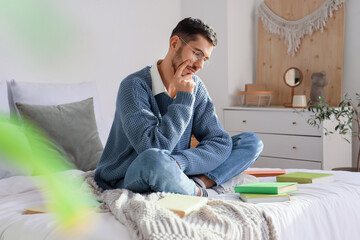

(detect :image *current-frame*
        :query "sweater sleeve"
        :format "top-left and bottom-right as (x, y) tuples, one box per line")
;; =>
(171, 79), (232, 175)
(118, 76), (195, 154)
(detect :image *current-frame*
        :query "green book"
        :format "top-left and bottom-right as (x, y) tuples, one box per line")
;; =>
(276, 172), (334, 184)
(234, 182), (297, 194)
(239, 193), (291, 203)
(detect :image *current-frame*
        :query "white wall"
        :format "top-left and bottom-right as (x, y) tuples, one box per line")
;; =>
(180, 0), (229, 122)
(227, 0), (259, 106)
(343, 0), (360, 167)
(343, 0), (360, 96)
(0, 0), (181, 120)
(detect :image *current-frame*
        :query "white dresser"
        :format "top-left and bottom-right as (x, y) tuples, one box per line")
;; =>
(223, 106), (352, 170)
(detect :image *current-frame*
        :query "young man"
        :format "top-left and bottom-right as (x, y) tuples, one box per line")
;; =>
(94, 17), (263, 197)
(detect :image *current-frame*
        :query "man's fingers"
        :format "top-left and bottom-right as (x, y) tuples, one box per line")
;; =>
(181, 79), (196, 88)
(173, 60), (196, 93)
(182, 79), (195, 84)
(174, 60), (190, 77)
(178, 74), (193, 82)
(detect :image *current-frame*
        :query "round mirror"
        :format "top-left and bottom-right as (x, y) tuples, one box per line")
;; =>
(284, 67), (303, 87)
(283, 67), (303, 107)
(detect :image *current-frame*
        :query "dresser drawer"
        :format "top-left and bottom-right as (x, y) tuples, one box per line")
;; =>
(251, 156), (322, 169)
(258, 133), (322, 161)
(224, 109), (321, 136)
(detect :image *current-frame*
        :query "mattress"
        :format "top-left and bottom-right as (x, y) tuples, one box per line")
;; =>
(1, 168), (360, 240)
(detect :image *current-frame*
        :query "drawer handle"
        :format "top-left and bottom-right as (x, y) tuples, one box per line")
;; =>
(242, 120), (247, 123)
(292, 146), (297, 149)
(292, 122), (297, 125)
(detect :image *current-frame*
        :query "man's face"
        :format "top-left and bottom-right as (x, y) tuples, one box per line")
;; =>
(172, 35), (214, 76)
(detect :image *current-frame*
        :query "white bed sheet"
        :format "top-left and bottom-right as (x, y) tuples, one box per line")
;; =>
(0, 170), (131, 240)
(212, 168), (360, 240)
(1, 168), (360, 240)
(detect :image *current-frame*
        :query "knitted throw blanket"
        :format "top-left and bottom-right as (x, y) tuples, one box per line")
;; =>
(84, 171), (279, 240)
(257, 0), (345, 56)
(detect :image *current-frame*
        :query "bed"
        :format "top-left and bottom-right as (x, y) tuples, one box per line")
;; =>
(1, 80), (360, 240)
(1, 168), (360, 240)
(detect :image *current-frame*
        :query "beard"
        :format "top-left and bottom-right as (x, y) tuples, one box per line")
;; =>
(171, 46), (198, 75)
(171, 46), (184, 73)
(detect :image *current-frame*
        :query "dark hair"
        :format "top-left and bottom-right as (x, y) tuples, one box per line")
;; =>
(170, 17), (217, 46)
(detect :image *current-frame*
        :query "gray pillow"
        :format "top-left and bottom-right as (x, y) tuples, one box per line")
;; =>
(16, 98), (103, 171)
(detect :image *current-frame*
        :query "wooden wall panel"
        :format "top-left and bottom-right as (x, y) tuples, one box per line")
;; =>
(256, 0), (345, 106)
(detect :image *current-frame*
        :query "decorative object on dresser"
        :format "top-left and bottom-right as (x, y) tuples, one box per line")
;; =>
(283, 67), (303, 107)
(306, 94), (360, 172)
(237, 84), (273, 107)
(292, 95), (307, 108)
(223, 107), (352, 170)
(310, 71), (329, 105)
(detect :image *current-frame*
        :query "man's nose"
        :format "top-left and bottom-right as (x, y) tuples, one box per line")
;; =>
(194, 59), (203, 70)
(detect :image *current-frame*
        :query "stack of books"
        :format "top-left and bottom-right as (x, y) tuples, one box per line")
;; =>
(234, 182), (297, 203)
(235, 170), (335, 203)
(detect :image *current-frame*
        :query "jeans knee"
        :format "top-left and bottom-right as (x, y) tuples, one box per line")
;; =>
(124, 148), (184, 193)
(250, 132), (264, 154)
(232, 132), (264, 154)
(132, 148), (172, 174)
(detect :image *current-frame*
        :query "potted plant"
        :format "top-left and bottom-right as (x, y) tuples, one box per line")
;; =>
(306, 94), (360, 172)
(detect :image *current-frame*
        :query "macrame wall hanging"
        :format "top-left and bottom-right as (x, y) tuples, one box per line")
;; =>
(257, 0), (346, 56)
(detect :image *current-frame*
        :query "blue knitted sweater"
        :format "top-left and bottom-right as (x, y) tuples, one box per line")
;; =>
(94, 66), (232, 190)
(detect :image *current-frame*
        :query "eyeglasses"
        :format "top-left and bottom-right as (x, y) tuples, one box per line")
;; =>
(179, 36), (210, 68)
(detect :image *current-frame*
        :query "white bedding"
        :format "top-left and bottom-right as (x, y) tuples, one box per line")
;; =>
(0, 170), (131, 240)
(213, 168), (360, 240)
(1, 168), (360, 240)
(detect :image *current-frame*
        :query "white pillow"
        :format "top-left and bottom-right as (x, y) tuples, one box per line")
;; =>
(0, 81), (10, 118)
(8, 80), (109, 146)
(1, 81), (31, 179)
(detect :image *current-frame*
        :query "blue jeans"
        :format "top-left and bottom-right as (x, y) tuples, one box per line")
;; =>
(123, 132), (263, 196)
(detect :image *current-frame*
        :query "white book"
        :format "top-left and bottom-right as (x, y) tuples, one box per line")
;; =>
(156, 194), (207, 218)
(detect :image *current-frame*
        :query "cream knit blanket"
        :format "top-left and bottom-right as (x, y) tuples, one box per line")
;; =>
(84, 171), (279, 240)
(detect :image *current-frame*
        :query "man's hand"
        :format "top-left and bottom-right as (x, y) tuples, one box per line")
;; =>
(173, 60), (196, 93)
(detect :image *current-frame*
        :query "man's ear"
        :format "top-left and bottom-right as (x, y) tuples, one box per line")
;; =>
(169, 35), (181, 50)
